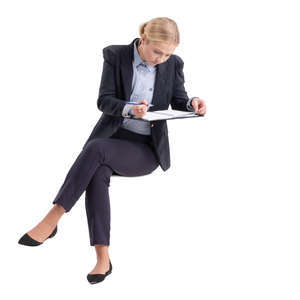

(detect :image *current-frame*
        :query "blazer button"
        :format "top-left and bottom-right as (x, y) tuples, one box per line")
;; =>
(151, 124), (154, 128)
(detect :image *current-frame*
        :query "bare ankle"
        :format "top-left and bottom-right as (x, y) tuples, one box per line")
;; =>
(94, 244), (109, 261)
(53, 204), (66, 214)
(41, 204), (65, 227)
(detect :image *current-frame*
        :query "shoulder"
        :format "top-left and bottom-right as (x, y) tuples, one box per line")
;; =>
(102, 44), (128, 64)
(169, 54), (184, 70)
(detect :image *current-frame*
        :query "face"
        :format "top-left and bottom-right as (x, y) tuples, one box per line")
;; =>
(138, 35), (177, 67)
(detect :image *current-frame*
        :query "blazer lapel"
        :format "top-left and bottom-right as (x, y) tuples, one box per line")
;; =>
(121, 37), (168, 111)
(120, 38), (137, 102)
(149, 62), (167, 112)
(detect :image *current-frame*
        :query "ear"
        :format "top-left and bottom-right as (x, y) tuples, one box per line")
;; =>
(140, 33), (146, 44)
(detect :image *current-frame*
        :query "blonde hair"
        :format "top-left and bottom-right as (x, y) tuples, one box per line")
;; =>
(139, 17), (180, 45)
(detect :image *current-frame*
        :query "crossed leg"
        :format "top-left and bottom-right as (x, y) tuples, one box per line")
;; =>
(26, 137), (159, 274)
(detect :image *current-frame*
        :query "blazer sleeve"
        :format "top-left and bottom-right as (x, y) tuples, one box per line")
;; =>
(170, 55), (191, 112)
(97, 47), (126, 117)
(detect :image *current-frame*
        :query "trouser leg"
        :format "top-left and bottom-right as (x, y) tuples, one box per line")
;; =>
(52, 135), (159, 245)
(84, 137), (159, 246)
(52, 138), (107, 212)
(85, 164), (113, 246)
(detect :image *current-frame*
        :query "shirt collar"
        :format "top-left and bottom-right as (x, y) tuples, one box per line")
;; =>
(133, 39), (156, 72)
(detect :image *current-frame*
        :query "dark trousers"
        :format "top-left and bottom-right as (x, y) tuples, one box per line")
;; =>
(52, 127), (159, 246)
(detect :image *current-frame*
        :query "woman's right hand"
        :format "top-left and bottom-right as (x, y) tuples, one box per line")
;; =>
(131, 99), (148, 118)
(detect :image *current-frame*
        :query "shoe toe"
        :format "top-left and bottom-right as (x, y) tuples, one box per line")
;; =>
(87, 261), (112, 284)
(18, 226), (58, 247)
(87, 273), (106, 284)
(18, 233), (42, 246)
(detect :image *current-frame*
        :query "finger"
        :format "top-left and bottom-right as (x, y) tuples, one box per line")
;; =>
(198, 105), (205, 112)
(195, 103), (200, 111)
(138, 106), (145, 116)
(197, 106), (204, 113)
(192, 104), (198, 111)
(140, 99), (148, 105)
(194, 101), (201, 109)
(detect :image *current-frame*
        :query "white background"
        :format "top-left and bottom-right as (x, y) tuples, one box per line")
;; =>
(1, 0), (299, 298)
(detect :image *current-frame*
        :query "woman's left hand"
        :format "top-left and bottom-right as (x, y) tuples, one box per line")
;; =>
(191, 98), (206, 115)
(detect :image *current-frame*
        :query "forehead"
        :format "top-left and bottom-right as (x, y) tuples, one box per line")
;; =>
(149, 41), (177, 55)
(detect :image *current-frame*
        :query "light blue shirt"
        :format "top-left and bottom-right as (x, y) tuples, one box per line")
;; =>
(121, 40), (195, 135)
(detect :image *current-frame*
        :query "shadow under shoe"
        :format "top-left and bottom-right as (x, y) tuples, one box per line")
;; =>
(18, 225), (58, 246)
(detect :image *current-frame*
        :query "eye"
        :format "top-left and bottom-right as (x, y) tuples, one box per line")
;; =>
(154, 50), (170, 57)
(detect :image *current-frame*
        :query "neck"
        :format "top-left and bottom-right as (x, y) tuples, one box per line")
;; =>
(137, 40), (146, 61)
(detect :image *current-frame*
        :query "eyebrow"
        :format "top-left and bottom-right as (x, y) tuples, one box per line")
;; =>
(154, 48), (171, 56)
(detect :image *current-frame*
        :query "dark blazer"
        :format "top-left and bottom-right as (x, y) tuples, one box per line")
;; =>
(83, 37), (191, 171)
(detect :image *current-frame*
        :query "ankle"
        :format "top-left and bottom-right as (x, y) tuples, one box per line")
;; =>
(42, 218), (58, 228)
(96, 256), (110, 264)
(95, 245), (109, 257)
(96, 252), (110, 262)
(41, 205), (65, 227)
(52, 204), (66, 215)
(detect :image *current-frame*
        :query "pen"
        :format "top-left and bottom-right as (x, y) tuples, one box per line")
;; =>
(124, 101), (154, 107)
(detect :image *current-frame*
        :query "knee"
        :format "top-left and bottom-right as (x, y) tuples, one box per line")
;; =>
(85, 139), (101, 151)
(84, 139), (106, 161)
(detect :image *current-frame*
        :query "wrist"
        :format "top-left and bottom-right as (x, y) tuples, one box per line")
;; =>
(190, 97), (198, 110)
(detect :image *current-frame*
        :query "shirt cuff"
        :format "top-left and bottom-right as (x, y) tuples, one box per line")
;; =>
(122, 104), (133, 117)
(186, 97), (197, 111)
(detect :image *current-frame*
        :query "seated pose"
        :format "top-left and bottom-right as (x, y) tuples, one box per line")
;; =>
(18, 17), (206, 284)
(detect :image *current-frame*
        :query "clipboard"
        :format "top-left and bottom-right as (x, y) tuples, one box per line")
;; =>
(124, 109), (202, 122)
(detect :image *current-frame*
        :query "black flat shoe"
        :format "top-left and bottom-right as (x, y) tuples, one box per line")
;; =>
(18, 225), (58, 246)
(87, 260), (113, 284)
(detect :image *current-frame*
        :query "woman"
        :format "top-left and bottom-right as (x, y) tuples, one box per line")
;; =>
(18, 17), (206, 284)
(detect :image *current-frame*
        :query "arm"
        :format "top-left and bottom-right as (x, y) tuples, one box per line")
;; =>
(97, 47), (127, 117)
(121, 104), (133, 117)
(186, 97), (199, 112)
(171, 55), (193, 112)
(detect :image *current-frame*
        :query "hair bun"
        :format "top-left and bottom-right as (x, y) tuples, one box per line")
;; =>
(138, 17), (179, 45)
